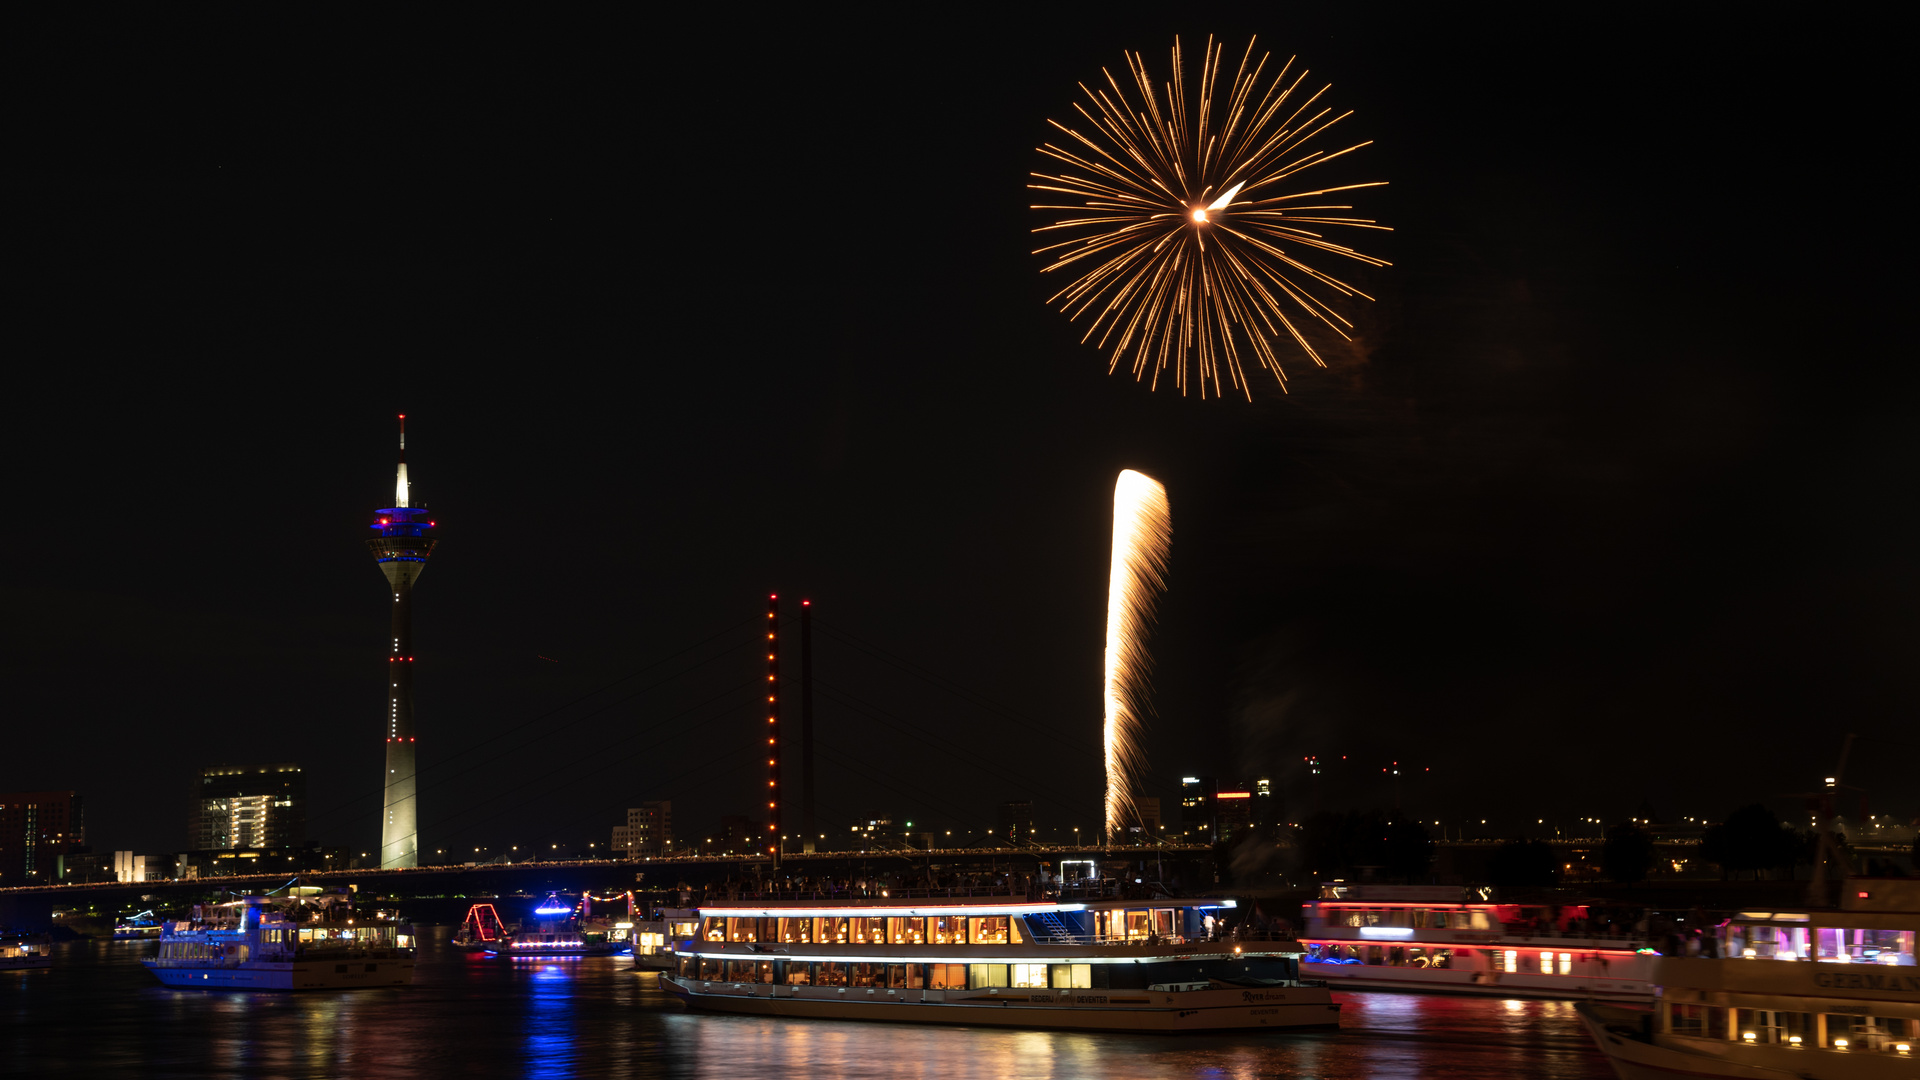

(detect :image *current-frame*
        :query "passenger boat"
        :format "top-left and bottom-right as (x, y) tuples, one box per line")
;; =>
(660, 890), (1339, 1032)
(1577, 877), (1918, 1079)
(112, 912), (162, 940)
(486, 893), (626, 957)
(143, 892), (415, 990)
(1300, 883), (1658, 1001)
(1, 933), (54, 971)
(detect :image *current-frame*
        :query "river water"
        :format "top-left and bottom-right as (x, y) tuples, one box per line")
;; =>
(4, 929), (1613, 1078)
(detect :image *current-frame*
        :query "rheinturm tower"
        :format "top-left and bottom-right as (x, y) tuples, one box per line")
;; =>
(367, 415), (436, 869)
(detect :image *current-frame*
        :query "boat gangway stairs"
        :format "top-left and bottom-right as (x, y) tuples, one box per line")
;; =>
(1029, 910), (1080, 943)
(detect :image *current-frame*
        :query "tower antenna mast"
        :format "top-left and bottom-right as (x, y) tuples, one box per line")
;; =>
(367, 413), (438, 869)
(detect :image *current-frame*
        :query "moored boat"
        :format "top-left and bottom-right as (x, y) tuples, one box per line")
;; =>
(1576, 877), (1917, 1079)
(2, 933), (54, 971)
(143, 890), (415, 991)
(487, 893), (625, 957)
(112, 912), (162, 940)
(1300, 882), (1659, 1001)
(660, 889), (1338, 1032)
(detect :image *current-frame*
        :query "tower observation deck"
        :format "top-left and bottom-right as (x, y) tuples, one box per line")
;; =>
(367, 416), (436, 869)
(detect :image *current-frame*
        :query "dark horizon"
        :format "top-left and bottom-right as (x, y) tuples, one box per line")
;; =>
(6, 8), (1912, 861)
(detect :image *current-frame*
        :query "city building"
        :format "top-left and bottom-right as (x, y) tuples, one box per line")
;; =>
(613, 802), (673, 858)
(714, 815), (760, 855)
(1254, 778), (1274, 828)
(1136, 796), (1162, 831)
(1215, 782), (1255, 836)
(844, 810), (922, 852)
(996, 800), (1035, 844)
(1180, 777), (1273, 842)
(1181, 776), (1216, 843)
(0, 790), (85, 886)
(112, 850), (168, 883)
(187, 764), (306, 850)
(172, 844), (349, 879)
(58, 851), (117, 883)
(366, 416), (438, 869)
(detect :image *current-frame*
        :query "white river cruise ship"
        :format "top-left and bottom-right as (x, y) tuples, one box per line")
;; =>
(660, 888), (1338, 1033)
(1300, 883), (1659, 1001)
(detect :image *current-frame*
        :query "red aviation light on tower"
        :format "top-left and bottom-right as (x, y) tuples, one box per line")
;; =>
(765, 593), (782, 862)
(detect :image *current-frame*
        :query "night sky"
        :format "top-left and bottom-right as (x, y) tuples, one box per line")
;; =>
(9, 8), (1912, 858)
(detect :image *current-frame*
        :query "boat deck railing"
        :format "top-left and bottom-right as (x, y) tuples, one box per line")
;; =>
(719, 882), (1200, 904)
(720, 887), (1036, 904)
(151, 945), (412, 969)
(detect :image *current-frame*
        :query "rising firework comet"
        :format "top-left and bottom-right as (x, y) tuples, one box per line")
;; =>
(1103, 469), (1171, 842)
(1032, 37), (1390, 399)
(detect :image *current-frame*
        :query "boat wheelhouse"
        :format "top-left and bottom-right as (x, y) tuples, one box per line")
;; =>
(1578, 878), (1918, 1079)
(143, 892), (415, 991)
(1300, 883), (1658, 1001)
(632, 908), (698, 971)
(660, 891), (1338, 1033)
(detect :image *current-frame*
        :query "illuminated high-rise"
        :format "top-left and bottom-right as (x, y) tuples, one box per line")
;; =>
(367, 416), (437, 869)
(187, 763), (305, 850)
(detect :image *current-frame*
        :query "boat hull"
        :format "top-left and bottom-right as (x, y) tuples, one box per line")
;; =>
(661, 974), (1339, 1033)
(1305, 960), (1653, 1001)
(1572, 1002), (1918, 1080)
(143, 958), (414, 990)
(1, 957), (53, 971)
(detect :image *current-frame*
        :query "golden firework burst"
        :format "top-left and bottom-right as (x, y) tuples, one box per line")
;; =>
(1032, 36), (1390, 399)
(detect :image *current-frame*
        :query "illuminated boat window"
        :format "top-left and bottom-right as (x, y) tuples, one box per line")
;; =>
(927, 963), (966, 990)
(968, 963), (1009, 988)
(969, 916), (1010, 945)
(1048, 963), (1093, 988)
(1011, 963), (1048, 989)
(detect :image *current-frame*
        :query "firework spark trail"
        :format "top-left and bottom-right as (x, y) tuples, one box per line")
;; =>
(1103, 470), (1171, 842)
(1032, 36), (1391, 399)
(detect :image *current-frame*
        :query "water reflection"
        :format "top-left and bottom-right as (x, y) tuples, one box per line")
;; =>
(4, 931), (1611, 1079)
(662, 994), (1600, 1080)
(524, 959), (583, 1074)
